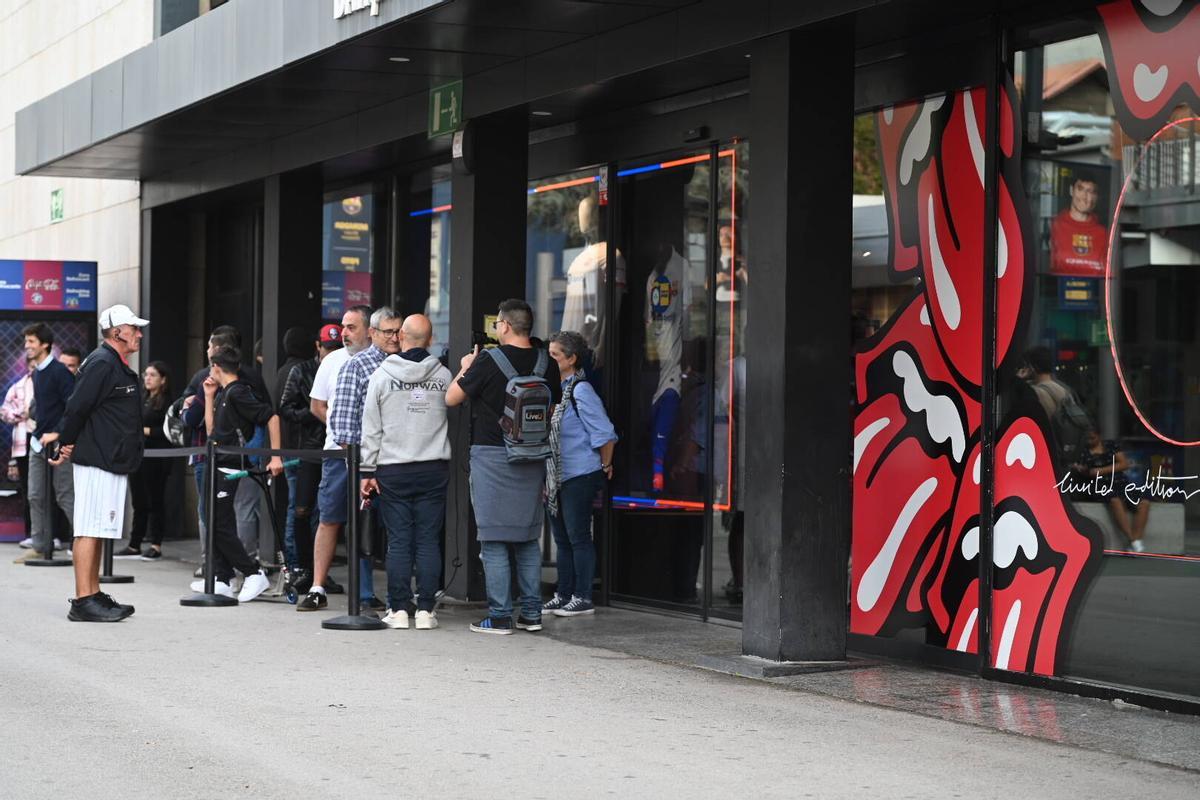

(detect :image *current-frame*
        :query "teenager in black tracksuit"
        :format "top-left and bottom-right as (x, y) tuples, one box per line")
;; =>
(199, 346), (284, 602)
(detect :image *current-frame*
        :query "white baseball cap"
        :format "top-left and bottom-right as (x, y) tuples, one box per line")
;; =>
(99, 304), (150, 329)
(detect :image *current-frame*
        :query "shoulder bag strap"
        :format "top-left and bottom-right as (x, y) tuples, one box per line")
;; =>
(487, 347), (518, 380)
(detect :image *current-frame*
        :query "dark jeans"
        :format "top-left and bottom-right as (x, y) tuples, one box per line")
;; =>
(292, 460), (321, 571)
(212, 474), (260, 583)
(376, 463), (447, 613)
(130, 456), (171, 549)
(549, 470), (604, 601)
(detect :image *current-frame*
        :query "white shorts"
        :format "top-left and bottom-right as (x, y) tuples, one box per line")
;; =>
(72, 464), (128, 539)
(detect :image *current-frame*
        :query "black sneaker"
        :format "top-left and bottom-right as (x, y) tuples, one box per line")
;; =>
(96, 592), (135, 619)
(515, 615), (543, 632)
(362, 596), (386, 612)
(112, 546), (141, 559)
(542, 594), (567, 613)
(470, 616), (513, 635)
(296, 591), (328, 612)
(554, 596), (594, 617)
(68, 593), (128, 622)
(325, 577), (345, 595)
(140, 548), (162, 561)
(290, 571), (313, 594)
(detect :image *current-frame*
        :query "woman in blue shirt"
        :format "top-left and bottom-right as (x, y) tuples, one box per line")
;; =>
(544, 330), (617, 617)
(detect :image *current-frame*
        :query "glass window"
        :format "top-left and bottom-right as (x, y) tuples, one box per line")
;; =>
(404, 167), (452, 359)
(322, 189), (374, 321)
(1011, 27), (1200, 697)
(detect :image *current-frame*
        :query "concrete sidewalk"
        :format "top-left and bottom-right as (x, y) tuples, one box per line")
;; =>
(2, 549), (1198, 800)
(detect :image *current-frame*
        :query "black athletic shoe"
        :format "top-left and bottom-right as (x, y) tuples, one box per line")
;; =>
(290, 571), (313, 594)
(296, 591), (328, 612)
(362, 596), (386, 612)
(140, 548), (162, 561)
(112, 546), (141, 558)
(515, 615), (543, 632)
(96, 592), (135, 619)
(325, 577), (345, 595)
(68, 593), (128, 622)
(470, 616), (513, 635)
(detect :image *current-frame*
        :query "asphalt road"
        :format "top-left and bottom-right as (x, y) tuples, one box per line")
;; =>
(2, 552), (1198, 799)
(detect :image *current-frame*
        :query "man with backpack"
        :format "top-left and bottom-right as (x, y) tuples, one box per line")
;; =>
(446, 299), (561, 635)
(1020, 346), (1091, 471)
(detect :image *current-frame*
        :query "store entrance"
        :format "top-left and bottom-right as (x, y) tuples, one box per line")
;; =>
(525, 143), (747, 618)
(608, 144), (747, 617)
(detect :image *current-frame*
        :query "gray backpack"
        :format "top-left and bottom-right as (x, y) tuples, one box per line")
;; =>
(488, 347), (553, 463)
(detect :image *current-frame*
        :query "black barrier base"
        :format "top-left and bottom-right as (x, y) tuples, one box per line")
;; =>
(100, 575), (135, 584)
(180, 592), (238, 607)
(25, 558), (72, 567)
(322, 614), (387, 631)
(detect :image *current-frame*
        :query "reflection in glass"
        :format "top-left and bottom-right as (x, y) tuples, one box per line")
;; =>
(405, 166), (452, 360)
(322, 190), (374, 320)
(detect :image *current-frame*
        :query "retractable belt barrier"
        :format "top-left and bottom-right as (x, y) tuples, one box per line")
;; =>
(175, 441), (386, 631)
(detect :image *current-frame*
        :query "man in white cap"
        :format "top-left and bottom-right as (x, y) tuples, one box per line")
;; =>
(45, 304), (149, 621)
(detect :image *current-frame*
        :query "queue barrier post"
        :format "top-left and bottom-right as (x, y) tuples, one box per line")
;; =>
(322, 443), (385, 631)
(99, 538), (134, 584)
(24, 449), (72, 568)
(180, 440), (237, 607)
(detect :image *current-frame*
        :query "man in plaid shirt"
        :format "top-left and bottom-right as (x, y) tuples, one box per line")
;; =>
(298, 306), (403, 612)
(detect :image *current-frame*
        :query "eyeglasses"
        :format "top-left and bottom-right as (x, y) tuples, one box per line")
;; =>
(377, 328), (401, 339)
(492, 318), (508, 330)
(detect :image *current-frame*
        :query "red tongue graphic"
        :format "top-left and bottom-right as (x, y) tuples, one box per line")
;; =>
(991, 568), (1055, 673)
(947, 578), (979, 654)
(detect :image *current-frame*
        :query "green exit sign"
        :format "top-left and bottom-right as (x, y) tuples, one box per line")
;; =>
(428, 80), (463, 138)
(50, 188), (64, 223)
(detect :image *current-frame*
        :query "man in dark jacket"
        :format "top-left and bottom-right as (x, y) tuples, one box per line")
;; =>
(46, 304), (149, 622)
(273, 326), (314, 571)
(278, 324), (340, 579)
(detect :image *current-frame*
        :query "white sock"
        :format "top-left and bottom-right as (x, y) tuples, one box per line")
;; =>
(311, 585), (326, 595)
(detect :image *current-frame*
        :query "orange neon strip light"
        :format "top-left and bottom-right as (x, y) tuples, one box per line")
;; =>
(532, 176), (599, 193)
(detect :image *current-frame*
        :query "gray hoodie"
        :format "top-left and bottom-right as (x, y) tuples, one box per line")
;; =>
(360, 352), (453, 472)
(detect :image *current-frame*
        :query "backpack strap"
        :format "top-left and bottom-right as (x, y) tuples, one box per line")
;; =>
(487, 347), (518, 381)
(533, 347), (548, 379)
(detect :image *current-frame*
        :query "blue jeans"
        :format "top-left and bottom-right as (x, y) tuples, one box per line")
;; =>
(377, 464), (447, 612)
(193, 461), (208, 544)
(550, 470), (603, 601)
(283, 464), (299, 569)
(480, 539), (542, 621)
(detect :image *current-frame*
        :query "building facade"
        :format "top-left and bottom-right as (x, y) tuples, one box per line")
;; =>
(15, 0), (1200, 711)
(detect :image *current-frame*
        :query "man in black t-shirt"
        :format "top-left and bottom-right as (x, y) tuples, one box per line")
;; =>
(447, 299), (561, 635)
(193, 346), (284, 603)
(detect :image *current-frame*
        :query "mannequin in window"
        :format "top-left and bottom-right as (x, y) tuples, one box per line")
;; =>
(561, 194), (625, 374)
(645, 242), (687, 493)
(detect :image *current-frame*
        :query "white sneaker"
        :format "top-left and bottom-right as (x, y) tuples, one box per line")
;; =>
(18, 537), (32, 549)
(54, 538), (65, 550)
(415, 610), (438, 630)
(1130, 539), (1146, 553)
(189, 579), (235, 598)
(382, 608), (409, 629)
(238, 571), (270, 603)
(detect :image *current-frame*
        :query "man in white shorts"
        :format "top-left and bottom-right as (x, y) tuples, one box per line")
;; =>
(45, 304), (149, 622)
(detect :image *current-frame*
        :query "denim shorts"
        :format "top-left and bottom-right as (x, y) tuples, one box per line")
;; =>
(317, 455), (348, 525)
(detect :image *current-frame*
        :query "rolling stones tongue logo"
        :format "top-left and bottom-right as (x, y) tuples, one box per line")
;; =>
(1097, 0), (1200, 140)
(851, 83), (1102, 675)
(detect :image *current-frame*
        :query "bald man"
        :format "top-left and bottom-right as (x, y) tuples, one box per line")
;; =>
(359, 315), (453, 629)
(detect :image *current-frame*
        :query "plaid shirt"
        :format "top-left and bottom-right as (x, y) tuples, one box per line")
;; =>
(329, 344), (387, 447)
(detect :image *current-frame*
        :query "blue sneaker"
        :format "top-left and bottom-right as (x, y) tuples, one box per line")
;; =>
(554, 596), (595, 617)
(470, 616), (513, 635)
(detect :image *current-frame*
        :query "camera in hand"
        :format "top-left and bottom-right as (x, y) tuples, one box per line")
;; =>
(45, 440), (62, 461)
(472, 329), (497, 349)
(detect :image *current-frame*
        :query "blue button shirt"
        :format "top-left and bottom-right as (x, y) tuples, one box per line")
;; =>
(559, 379), (617, 482)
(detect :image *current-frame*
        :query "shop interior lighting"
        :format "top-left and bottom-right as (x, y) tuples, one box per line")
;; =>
(388, 56), (411, 62)
(408, 204), (452, 217)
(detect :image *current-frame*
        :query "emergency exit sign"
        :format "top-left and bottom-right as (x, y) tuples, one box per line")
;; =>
(50, 188), (64, 224)
(428, 80), (463, 138)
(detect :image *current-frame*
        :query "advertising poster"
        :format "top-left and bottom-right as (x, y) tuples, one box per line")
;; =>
(0, 317), (92, 540)
(1048, 163), (1111, 277)
(322, 195), (373, 320)
(0, 260), (97, 312)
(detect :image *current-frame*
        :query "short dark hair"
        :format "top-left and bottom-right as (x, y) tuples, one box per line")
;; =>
(22, 323), (53, 348)
(346, 305), (372, 324)
(59, 347), (82, 361)
(1024, 346), (1055, 375)
(209, 345), (242, 375)
(209, 332), (238, 350)
(498, 298), (533, 336)
(210, 325), (241, 348)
